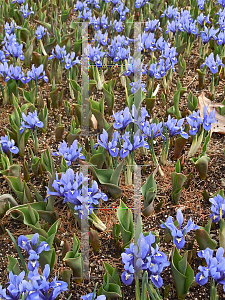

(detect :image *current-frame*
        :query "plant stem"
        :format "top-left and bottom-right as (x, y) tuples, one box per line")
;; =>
(135, 277), (141, 300)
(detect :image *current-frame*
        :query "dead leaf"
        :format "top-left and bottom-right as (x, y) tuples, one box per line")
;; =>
(198, 92), (225, 135)
(91, 114), (98, 129)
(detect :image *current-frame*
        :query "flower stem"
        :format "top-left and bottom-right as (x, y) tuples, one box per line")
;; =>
(135, 277), (141, 300)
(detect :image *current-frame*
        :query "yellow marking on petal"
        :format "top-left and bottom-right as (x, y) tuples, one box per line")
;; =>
(55, 282), (61, 286)
(29, 291), (35, 295)
(199, 274), (205, 281)
(176, 238), (182, 243)
(31, 260), (36, 267)
(125, 273), (131, 280)
(152, 275), (158, 281)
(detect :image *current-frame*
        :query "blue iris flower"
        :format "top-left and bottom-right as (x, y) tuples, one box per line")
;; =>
(121, 232), (170, 288)
(1, 33), (17, 47)
(132, 105), (149, 130)
(135, 0), (149, 9)
(97, 129), (119, 157)
(7, 65), (27, 83)
(143, 63), (157, 78)
(202, 105), (217, 131)
(4, 20), (21, 34)
(36, 25), (47, 40)
(199, 26), (219, 44)
(107, 35), (130, 62)
(218, 0), (225, 8)
(113, 2), (129, 21)
(64, 52), (80, 69)
(112, 19), (123, 33)
(161, 209), (199, 249)
(20, 3), (34, 18)
(112, 107), (132, 130)
(48, 45), (67, 61)
(160, 44), (178, 69)
(19, 110), (44, 134)
(136, 32), (149, 52)
(142, 121), (164, 139)
(3, 41), (24, 60)
(94, 30), (110, 46)
(209, 194), (225, 223)
(90, 14), (109, 30)
(45, 169), (88, 201)
(198, 0), (205, 10)
(74, 0), (88, 11)
(200, 53), (224, 74)
(197, 13), (211, 26)
(166, 115), (189, 139)
(0, 135), (19, 154)
(196, 247), (225, 291)
(12, 0), (25, 3)
(130, 79), (146, 94)
(178, 18), (198, 35)
(45, 169), (107, 218)
(156, 36), (168, 51)
(18, 233), (50, 272)
(18, 233), (50, 254)
(120, 131), (149, 158)
(0, 233), (68, 300)
(186, 110), (203, 135)
(124, 57), (142, 77)
(144, 19), (161, 32)
(0, 62), (10, 81)
(77, 8), (92, 21)
(26, 64), (49, 82)
(161, 5), (179, 19)
(81, 292), (106, 300)
(165, 20), (177, 34)
(7, 271), (25, 299)
(144, 32), (156, 51)
(217, 30), (225, 45)
(113, 46), (130, 62)
(52, 139), (85, 166)
(154, 59), (166, 79)
(84, 44), (105, 67)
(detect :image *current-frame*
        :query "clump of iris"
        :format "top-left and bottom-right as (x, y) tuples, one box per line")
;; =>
(196, 247), (225, 291)
(121, 232), (170, 288)
(45, 169), (107, 230)
(0, 233), (68, 300)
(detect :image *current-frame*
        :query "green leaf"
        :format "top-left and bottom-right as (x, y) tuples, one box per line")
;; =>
(176, 43), (187, 56)
(39, 248), (55, 272)
(195, 156), (210, 180)
(110, 160), (124, 185)
(171, 172), (186, 205)
(117, 200), (134, 246)
(171, 247), (194, 299)
(196, 228), (217, 250)
(8, 256), (20, 275)
(188, 92), (198, 112)
(6, 229), (28, 275)
(24, 36), (36, 67)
